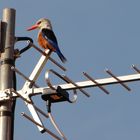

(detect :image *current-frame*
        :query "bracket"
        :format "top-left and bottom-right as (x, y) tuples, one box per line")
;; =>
(0, 89), (12, 101)
(15, 36), (33, 55)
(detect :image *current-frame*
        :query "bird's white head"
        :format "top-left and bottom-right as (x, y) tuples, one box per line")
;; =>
(27, 18), (52, 31)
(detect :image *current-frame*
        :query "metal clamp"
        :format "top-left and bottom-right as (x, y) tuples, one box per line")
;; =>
(0, 89), (14, 101)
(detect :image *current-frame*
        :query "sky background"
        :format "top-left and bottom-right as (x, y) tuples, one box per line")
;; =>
(1, 0), (140, 140)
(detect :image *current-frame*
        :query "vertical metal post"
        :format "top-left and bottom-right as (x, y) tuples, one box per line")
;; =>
(0, 8), (16, 140)
(0, 20), (1, 53)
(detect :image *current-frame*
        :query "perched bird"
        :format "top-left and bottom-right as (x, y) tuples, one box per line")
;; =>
(27, 18), (67, 63)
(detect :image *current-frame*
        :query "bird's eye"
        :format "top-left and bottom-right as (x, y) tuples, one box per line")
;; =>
(37, 21), (41, 25)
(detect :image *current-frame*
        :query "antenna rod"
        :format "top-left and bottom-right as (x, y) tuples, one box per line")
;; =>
(21, 112), (61, 140)
(0, 8), (16, 140)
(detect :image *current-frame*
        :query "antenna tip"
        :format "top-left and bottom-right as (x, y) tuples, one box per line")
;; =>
(83, 72), (86, 75)
(105, 68), (109, 72)
(21, 112), (25, 116)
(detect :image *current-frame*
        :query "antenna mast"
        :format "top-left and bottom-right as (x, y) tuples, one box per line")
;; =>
(0, 8), (16, 140)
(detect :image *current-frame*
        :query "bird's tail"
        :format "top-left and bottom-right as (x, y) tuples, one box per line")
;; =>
(56, 49), (67, 63)
(47, 38), (67, 63)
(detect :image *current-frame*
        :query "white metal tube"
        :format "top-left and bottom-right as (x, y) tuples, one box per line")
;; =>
(24, 73), (140, 96)
(22, 49), (51, 132)
(22, 49), (51, 89)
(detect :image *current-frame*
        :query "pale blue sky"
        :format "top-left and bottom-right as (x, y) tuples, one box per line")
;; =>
(1, 0), (140, 140)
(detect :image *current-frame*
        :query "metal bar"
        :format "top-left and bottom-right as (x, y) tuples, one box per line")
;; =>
(132, 65), (140, 73)
(63, 76), (90, 97)
(49, 69), (70, 83)
(21, 49), (52, 132)
(26, 73), (140, 96)
(11, 66), (39, 88)
(106, 69), (131, 91)
(22, 49), (51, 90)
(21, 112), (61, 140)
(0, 8), (16, 140)
(30, 42), (66, 71)
(48, 113), (67, 140)
(26, 103), (45, 132)
(45, 69), (69, 90)
(45, 70), (56, 90)
(49, 57), (67, 71)
(0, 20), (1, 53)
(83, 72), (110, 94)
(34, 105), (49, 118)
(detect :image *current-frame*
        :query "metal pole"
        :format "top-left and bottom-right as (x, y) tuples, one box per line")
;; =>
(0, 8), (16, 140)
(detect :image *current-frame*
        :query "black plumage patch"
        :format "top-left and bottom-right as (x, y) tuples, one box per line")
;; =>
(42, 28), (58, 45)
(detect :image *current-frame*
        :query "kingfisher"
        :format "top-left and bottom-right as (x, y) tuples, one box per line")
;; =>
(27, 18), (67, 63)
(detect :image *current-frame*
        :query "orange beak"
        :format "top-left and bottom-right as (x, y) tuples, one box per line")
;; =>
(27, 24), (38, 31)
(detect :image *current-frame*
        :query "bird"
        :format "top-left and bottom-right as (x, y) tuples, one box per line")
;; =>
(27, 18), (67, 63)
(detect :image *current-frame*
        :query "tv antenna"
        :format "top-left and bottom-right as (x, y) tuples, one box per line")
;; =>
(0, 8), (140, 140)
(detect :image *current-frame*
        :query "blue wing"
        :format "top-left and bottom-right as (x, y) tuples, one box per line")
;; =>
(42, 29), (67, 63)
